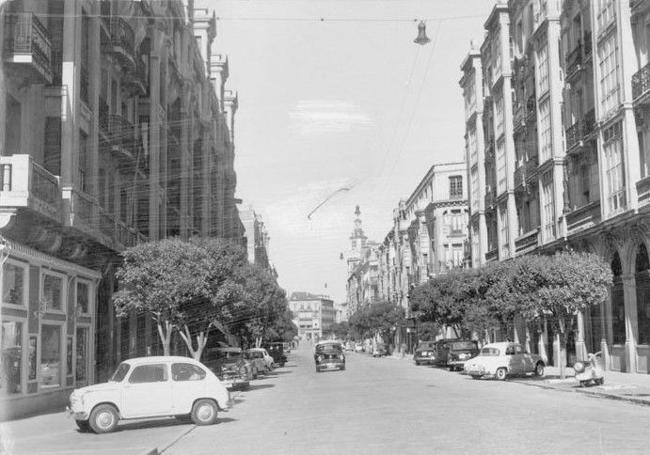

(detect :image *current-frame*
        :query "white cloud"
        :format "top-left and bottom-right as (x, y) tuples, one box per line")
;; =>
(288, 100), (374, 135)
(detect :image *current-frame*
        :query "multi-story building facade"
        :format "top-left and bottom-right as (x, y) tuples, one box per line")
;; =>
(240, 206), (271, 270)
(462, 0), (650, 374)
(0, 0), (243, 419)
(374, 163), (468, 353)
(345, 206), (379, 316)
(288, 292), (335, 341)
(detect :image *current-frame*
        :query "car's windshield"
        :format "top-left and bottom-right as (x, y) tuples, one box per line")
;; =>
(450, 341), (477, 350)
(316, 344), (342, 352)
(480, 347), (500, 356)
(109, 363), (130, 382)
(417, 342), (436, 350)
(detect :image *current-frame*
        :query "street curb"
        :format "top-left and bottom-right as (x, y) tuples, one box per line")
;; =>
(512, 379), (650, 407)
(139, 425), (196, 455)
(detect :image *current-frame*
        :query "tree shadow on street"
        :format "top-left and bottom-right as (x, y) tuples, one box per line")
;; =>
(246, 383), (275, 391)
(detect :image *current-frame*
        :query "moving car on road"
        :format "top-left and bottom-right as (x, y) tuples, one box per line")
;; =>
(372, 343), (388, 357)
(314, 341), (346, 372)
(202, 347), (253, 389)
(445, 340), (480, 371)
(67, 356), (231, 434)
(464, 342), (545, 380)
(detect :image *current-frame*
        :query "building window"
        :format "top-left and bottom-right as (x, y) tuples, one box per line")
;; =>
(1, 320), (23, 394)
(496, 139), (506, 194)
(40, 324), (62, 388)
(539, 98), (551, 162)
(79, 131), (89, 193)
(76, 281), (89, 314)
(598, 32), (619, 117)
(536, 40), (549, 95)
(603, 123), (625, 215)
(3, 261), (25, 306)
(449, 176), (463, 199)
(468, 126), (478, 165)
(495, 93), (504, 138)
(464, 80), (476, 118)
(492, 36), (502, 80)
(541, 171), (555, 241)
(499, 205), (509, 257)
(596, 0), (615, 33)
(42, 273), (64, 312)
(470, 168), (479, 213)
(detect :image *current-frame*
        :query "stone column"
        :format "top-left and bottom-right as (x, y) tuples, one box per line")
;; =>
(60, 0), (79, 187)
(622, 273), (639, 372)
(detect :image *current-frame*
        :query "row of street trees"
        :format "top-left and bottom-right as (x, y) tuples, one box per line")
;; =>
(348, 301), (405, 346)
(409, 251), (612, 376)
(112, 238), (296, 360)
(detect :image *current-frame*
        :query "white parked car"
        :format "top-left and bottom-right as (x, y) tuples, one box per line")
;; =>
(463, 342), (545, 380)
(67, 356), (232, 434)
(248, 348), (274, 372)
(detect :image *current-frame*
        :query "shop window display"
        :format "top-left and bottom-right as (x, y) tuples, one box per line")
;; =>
(1, 321), (23, 394)
(40, 325), (62, 388)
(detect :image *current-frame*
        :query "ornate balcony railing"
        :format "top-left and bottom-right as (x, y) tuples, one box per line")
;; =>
(0, 155), (61, 222)
(566, 44), (582, 77)
(583, 109), (596, 136)
(633, 62), (650, 101)
(102, 17), (135, 69)
(4, 13), (53, 84)
(525, 156), (539, 178)
(98, 97), (109, 134)
(485, 249), (498, 262)
(565, 121), (583, 151)
(526, 94), (536, 120)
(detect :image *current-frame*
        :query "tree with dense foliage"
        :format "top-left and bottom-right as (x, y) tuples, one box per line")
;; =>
(228, 263), (292, 348)
(326, 321), (350, 340)
(113, 238), (214, 356)
(349, 302), (405, 344)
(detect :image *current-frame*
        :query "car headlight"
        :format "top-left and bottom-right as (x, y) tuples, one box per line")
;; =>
(573, 361), (585, 374)
(339, 354), (345, 360)
(317, 355), (322, 362)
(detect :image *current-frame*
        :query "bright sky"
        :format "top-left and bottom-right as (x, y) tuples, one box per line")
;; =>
(214, 0), (496, 302)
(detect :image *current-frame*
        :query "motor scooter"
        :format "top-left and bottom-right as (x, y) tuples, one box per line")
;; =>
(573, 351), (604, 387)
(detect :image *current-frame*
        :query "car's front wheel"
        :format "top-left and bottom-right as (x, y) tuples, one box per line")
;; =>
(495, 367), (508, 381)
(88, 404), (119, 434)
(534, 362), (545, 377)
(191, 399), (218, 426)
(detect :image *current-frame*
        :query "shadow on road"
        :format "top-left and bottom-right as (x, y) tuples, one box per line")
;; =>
(247, 383), (275, 391)
(116, 417), (191, 432)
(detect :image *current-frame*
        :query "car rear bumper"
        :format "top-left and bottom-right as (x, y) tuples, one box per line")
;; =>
(317, 361), (344, 369)
(414, 357), (436, 364)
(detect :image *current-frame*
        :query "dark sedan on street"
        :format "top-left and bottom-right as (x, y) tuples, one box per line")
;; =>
(414, 341), (442, 366)
(314, 341), (345, 372)
(446, 340), (480, 371)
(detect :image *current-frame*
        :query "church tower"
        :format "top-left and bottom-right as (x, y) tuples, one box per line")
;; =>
(347, 205), (367, 273)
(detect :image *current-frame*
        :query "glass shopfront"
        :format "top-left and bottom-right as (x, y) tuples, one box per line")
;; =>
(3, 262), (25, 306)
(1, 321), (23, 395)
(76, 327), (88, 383)
(40, 324), (62, 388)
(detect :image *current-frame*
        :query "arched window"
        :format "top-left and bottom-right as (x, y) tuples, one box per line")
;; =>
(636, 244), (650, 345)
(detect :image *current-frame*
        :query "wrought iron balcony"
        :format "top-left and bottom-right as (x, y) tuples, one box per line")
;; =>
(565, 121), (583, 151)
(108, 115), (136, 163)
(525, 155), (539, 177)
(633, 62), (650, 102)
(583, 109), (596, 136)
(4, 13), (53, 84)
(513, 101), (525, 128)
(0, 155), (61, 222)
(484, 187), (497, 209)
(526, 94), (536, 120)
(566, 44), (582, 78)
(98, 97), (109, 135)
(102, 17), (135, 70)
(514, 165), (526, 189)
(124, 55), (147, 96)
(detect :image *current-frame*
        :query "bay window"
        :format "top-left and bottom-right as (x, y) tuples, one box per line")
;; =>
(603, 122), (625, 215)
(536, 41), (549, 95)
(598, 32), (619, 117)
(42, 273), (63, 312)
(539, 98), (551, 162)
(541, 171), (555, 241)
(496, 139), (506, 194)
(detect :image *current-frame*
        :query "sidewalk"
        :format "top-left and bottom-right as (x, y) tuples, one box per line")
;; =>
(511, 366), (650, 406)
(380, 351), (650, 406)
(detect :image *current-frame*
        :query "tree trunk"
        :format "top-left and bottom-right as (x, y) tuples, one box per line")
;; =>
(157, 321), (172, 356)
(178, 324), (211, 360)
(558, 317), (566, 380)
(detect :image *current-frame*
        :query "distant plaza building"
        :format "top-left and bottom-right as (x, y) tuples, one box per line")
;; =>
(345, 206), (380, 316)
(288, 292), (335, 341)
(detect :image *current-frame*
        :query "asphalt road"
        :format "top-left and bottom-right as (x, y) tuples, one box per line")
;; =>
(164, 344), (650, 455)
